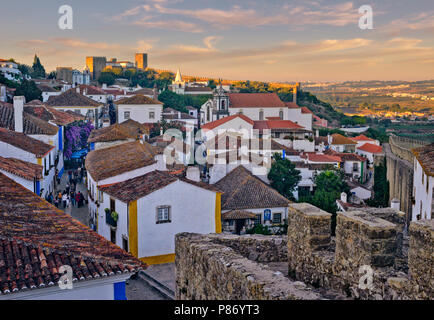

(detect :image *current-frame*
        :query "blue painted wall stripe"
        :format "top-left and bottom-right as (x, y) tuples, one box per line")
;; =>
(113, 281), (127, 300)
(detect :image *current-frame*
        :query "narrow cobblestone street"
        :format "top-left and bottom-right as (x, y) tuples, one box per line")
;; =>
(55, 169), (90, 226)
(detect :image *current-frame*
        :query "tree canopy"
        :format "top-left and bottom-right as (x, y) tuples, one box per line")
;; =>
(31, 55), (46, 78)
(267, 153), (301, 201)
(14, 80), (42, 102)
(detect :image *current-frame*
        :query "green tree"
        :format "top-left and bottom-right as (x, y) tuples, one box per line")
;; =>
(267, 153), (301, 201)
(303, 170), (349, 235)
(158, 90), (187, 112)
(47, 71), (57, 79)
(18, 64), (32, 77)
(31, 55), (46, 78)
(15, 80), (42, 101)
(98, 72), (116, 86)
(367, 159), (390, 208)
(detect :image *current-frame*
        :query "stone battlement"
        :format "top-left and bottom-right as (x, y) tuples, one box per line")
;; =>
(175, 203), (433, 300)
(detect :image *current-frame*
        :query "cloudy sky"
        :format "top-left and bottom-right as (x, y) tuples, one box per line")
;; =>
(1, 0), (433, 82)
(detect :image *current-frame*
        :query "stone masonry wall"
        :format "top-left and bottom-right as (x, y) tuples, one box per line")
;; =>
(175, 204), (433, 300)
(175, 233), (322, 300)
(287, 204), (434, 300)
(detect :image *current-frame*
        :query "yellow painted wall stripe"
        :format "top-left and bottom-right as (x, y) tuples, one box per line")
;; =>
(215, 193), (222, 234)
(128, 200), (138, 258)
(140, 253), (175, 265)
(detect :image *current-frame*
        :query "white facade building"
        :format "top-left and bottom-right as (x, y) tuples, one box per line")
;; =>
(117, 95), (163, 124)
(98, 170), (221, 264)
(412, 144), (433, 221)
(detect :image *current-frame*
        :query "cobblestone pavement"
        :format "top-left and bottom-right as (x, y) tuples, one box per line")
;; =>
(55, 170), (90, 226)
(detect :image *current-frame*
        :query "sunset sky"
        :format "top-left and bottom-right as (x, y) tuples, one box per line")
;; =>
(1, 0), (433, 82)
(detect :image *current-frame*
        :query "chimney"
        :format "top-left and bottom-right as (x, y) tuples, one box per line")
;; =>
(76, 87), (80, 94)
(160, 127), (163, 136)
(391, 198), (400, 211)
(13, 96), (25, 133)
(340, 192), (347, 203)
(102, 83), (107, 89)
(316, 129), (319, 138)
(178, 111), (181, 119)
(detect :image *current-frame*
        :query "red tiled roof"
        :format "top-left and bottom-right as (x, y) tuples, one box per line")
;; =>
(201, 114), (254, 130)
(0, 103), (59, 135)
(0, 172), (144, 295)
(307, 153), (341, 163)
(0, 128), (54, 157)
(222, 210), (256, 220)
(116, 94), (162, 105)
(253, 120), (304, 130)
(284, 102), (299, 109)
(77, 85), (106, 95)
(412, 143), (434, 176)
(301, 107), (313, 114)
(228, 93), (286, 108)
(0, 156), (43, 180)
(331, 133), (357, 145)
(46, 89), (101, 107)
(215, 166), (290, 210)
(85, 141), (157, 182)
(357, 143), (383, 154)
(351, 134), (375, 142)
(100, 170), (220, 203)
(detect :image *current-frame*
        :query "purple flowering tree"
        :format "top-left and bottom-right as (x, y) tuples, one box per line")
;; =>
(64, 121), (94, 160)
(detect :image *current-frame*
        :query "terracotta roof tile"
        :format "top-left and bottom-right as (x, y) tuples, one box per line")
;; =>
(253, 120), (305, 130)
(0, 156), (43, 180)
(412, 143), (434, 176)
(0, 172), (144, 295)
(0, 128), (54, 157)
(306, 153), (341, 163)
(357, 143), (383, 154)
(331, 133), (357, 145)
(351, 134), (375, 142)
(116, 94), (162, 105)
(0, 104), (59, 135)
(100, 170), (220, 203)
(46, 89), (101, 107)
(87, 124), (133, 143)
(201, 114), (254, 130)
(228, 93), (285, 108)
(215, 166), (290, 210)
(222, 210), (256, 220)
(85, 141), (156, 182)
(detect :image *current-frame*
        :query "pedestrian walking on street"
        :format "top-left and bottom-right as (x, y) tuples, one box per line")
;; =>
(70, 190), (76, 207)
(54, 197), (59, 208)
(68, 171), (72, 183)
(62, 193), (67, 208)
(66, 183), (70, 194)
(75, 192), (81, 208)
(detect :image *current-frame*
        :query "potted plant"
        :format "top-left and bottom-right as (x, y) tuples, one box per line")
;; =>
(111, 211), (119, 222)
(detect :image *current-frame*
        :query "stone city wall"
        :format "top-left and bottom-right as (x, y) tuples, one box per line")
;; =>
(175, 233), (323, 300)
(287, 203), (433, 300)
(175, 204), (433, 300)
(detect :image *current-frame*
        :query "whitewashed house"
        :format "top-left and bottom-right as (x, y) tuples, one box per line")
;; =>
(0, 156), (43, 194)
(356, 143), (383, 164)
(411, 143), (434, 221)
(116, 95), (163, 125)
(98, 170), (222, 265)
(215, 166), (290, 234)
(85, 140), (163, 229)
(0, 59), (21, 82)
(329, 133), (357, 153)
(0, 128), (55, 197)
(46, 88), (104, 128)
(351, 134), (380, 149)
